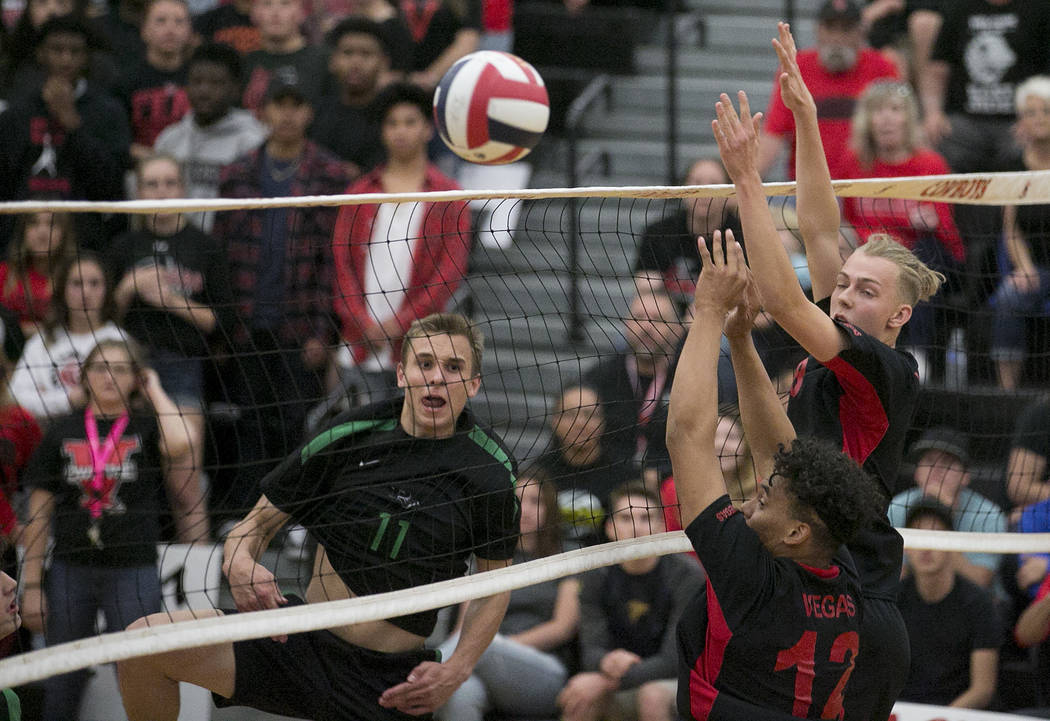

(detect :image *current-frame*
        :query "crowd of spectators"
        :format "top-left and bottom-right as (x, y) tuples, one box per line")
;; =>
(0, 0), (1048, 717)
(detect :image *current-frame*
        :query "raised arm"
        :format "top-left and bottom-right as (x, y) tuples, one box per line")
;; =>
(721, 265), (795, 479)
(666, 232), (748, 525)
(773, 22), (842, 301)
(713, 90), (847, 363)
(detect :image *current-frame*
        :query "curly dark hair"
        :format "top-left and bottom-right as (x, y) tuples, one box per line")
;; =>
(772, 437), (882, 555)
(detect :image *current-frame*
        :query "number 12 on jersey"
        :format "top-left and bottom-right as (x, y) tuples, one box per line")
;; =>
(370, 512), (410, 559)
(774, 630), (858, 720)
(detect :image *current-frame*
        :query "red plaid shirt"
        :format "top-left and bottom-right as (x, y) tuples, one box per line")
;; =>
(215, 141), (352, 346)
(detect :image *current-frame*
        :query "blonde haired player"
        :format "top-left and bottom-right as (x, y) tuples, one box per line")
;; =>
(713, 22), (943, 721)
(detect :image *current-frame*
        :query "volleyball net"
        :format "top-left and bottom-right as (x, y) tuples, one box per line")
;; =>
(1, 170), (1049, 692)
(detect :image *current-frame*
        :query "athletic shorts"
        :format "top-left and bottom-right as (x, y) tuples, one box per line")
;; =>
(212, 595), (440, 720)
(844, 596), (910, 721)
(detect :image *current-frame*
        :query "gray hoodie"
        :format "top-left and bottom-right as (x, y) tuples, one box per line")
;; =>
(154, 108), (267, 231)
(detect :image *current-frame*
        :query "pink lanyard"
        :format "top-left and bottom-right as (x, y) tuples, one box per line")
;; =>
(83, 407), (130, 521)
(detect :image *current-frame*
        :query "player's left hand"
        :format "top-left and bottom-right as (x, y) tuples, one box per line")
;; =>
(713, 92), (763, 184)
(694, 230), (749, 316)
(772, 22), (816, 119)
(378, 660), (467, 715)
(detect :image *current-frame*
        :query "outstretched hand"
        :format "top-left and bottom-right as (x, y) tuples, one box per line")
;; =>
(694, 230), (749, 317)
(712, 92), (762, 183)
(723, 271), (762, 341)
(772, 22), (816, 118)
(379, 660), (466, 715)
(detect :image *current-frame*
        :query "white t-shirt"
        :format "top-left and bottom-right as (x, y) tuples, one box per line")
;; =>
(9, 323), (126, 421)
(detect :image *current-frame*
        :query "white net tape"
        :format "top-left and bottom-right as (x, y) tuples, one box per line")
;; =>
(3, 529), (1049, 689)
(0, 170), (1046, 215)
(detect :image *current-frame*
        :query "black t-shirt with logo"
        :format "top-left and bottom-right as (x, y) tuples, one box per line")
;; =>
(261, 397), (520, 636)
(678, 496), (863, 721)
(26, 411), (164, 567)
(113, 61), (190, 148)
(932, 0), (1050, 118)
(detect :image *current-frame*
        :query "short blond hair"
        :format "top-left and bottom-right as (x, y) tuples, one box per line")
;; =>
(401, 313), (484, 376)
(857, 234), (944, 305)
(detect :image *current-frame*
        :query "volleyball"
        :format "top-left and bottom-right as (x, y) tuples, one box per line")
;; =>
(433, 51), (550, 165)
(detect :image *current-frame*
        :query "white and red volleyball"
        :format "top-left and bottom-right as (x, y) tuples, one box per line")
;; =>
(433, 51), (550, 165)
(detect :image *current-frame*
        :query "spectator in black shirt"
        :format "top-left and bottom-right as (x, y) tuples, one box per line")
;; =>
(110, 153), (233, 539)
(0, 16), (130, 250)
(310, 17), (390, 179)
(897, 498), (1000, 708)
(113, 0), (193, 161)
(241, 0), (327, 112)
(402, 0), (479, 90)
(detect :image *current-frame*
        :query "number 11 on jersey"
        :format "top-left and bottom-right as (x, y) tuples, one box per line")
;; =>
(370, 512), (410, 559)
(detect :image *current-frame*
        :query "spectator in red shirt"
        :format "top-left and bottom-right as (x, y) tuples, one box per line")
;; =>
(839, 79), (963, 371)
(0, 211), (76, 337)
(332, 82), (470, 387)
(757, 0), (899, 179)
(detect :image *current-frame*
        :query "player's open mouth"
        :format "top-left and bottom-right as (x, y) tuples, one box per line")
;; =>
(421, 395), (447, 409)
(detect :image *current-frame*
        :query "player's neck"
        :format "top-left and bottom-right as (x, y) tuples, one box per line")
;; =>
(267, 136), (306, 161)
(914, 569), (955, 604)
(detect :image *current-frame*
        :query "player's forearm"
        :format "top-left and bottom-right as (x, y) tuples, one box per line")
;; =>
(733, 175), (809, 317)
(667, 304), (727, 520)
(447, 591), (510, 676)
(727, 334), (794, 478)
(793, 112), (842, 301)
(222, 497), (288, 575)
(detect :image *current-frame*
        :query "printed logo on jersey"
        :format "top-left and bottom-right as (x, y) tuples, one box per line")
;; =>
(61, 436), (142, 516)
(390, 487), (420, 509)
(802, 592), (856, 619)
(714, 503), (737, 522)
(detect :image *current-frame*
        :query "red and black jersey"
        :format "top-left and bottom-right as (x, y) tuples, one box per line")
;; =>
(678, 496), (863, 721)
(786, 298), (918, 600)
(262, 397), (520, 637)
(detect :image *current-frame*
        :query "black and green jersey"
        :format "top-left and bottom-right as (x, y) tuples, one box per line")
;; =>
(261, 397), (520, 636)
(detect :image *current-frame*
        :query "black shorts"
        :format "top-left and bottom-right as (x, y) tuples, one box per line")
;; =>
(844, 596), (910, 721)
(213, 596), (439, 720)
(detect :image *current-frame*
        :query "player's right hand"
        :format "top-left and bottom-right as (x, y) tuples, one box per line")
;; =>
(229, 561), (287, 611)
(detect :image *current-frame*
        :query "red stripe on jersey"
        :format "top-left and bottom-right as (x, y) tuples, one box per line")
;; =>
(689, 578), (733, 720)
(824, 356), (888, 465)
(797, 562), (841, 579)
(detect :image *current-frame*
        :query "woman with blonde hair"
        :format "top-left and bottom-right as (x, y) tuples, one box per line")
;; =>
(839, 79), (963, 374)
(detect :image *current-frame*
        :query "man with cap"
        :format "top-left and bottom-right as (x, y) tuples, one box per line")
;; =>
(896, 496), (1001, 709)
(888, 427), (1007, 588)
(210, 76), (352, 516)
(756, 0), (899, 179)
